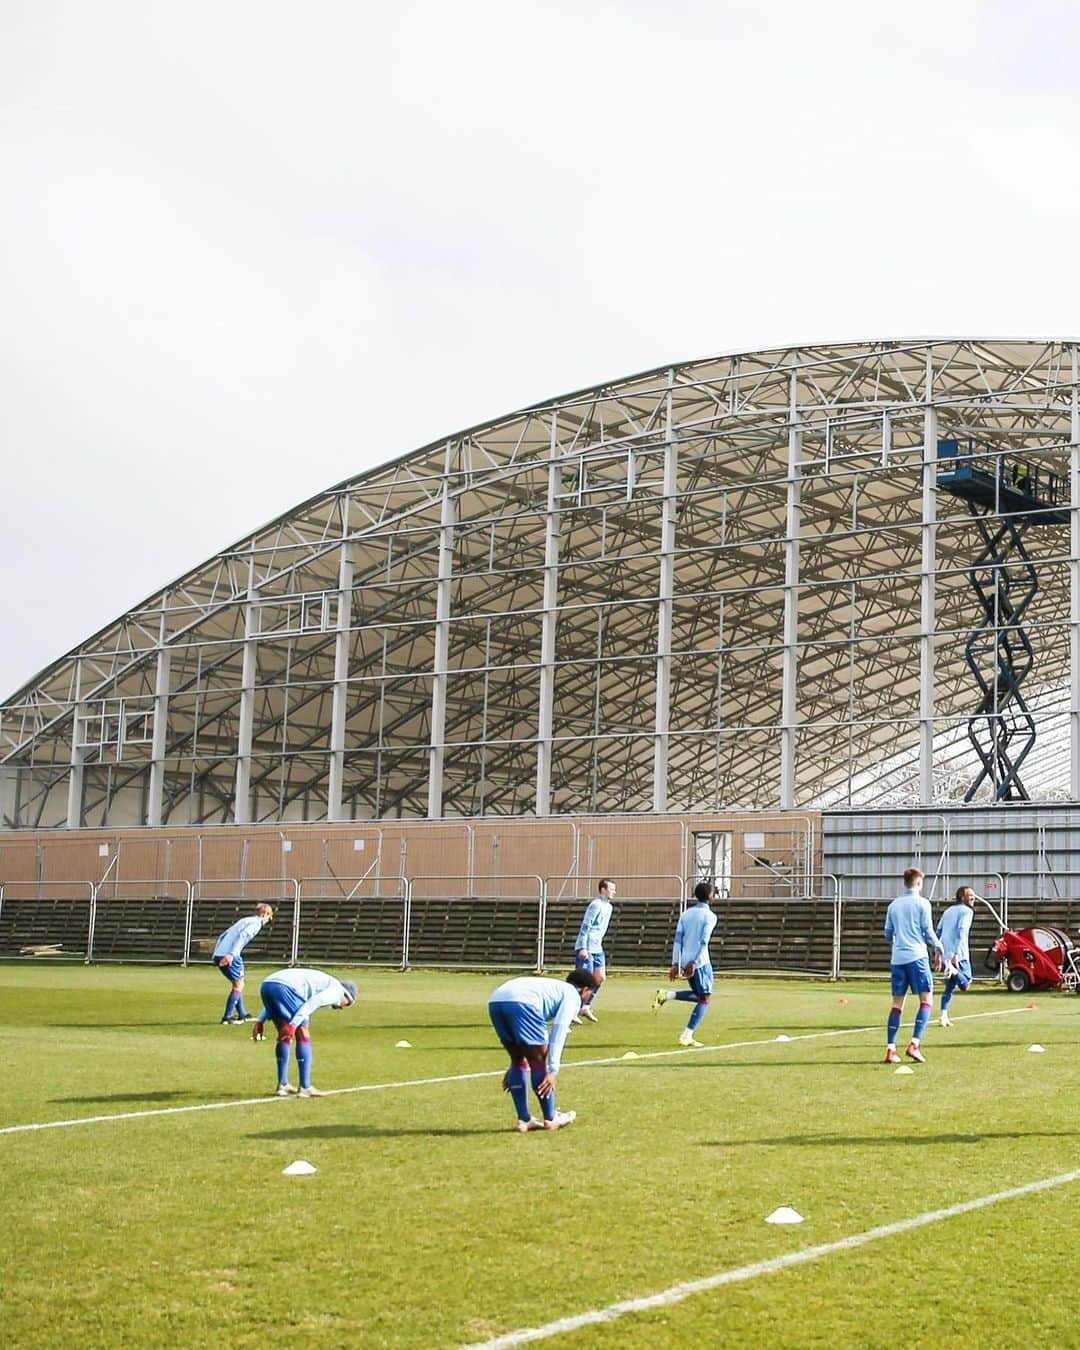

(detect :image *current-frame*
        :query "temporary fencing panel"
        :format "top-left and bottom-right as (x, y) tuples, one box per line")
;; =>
(406, 876), (544, 969)
(716, 875), (840, 977)
(0, 881), (94, 961)
(88, 881), (192, 963)
(293, 878), (408, 967)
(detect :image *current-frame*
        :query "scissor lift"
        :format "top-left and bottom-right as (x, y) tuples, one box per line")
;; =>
(936, 438), (1069, 801)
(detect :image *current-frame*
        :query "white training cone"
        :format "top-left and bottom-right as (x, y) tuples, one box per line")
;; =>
(765, 1207), (804, 1225)
(395, 1040), (412, 1049)
(282, 1160), (317, 1176)
(621, 1050), (639, 1059)
(894, 1066), (915, 1075)
(1027, 1044), (1046, 1053)
(775, 1034), (791, 1042)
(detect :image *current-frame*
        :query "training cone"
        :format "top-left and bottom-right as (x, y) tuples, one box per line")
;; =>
(894, 1065), (915, 1075)
(775, 1034), (791, 1042)
(837, 997), (849, 1006)
(1027, 1002), (1038, 1010)
(621, 1050), (639, 1059)
(395, 1040), (412, 1049)
(765, 1207), (804, 1225)
(1027, 1044), (1046, 1053)
(282, 1160), (317, 1176)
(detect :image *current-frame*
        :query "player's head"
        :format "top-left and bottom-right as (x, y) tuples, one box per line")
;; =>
(566, 968), (600, 992)
(956, 885), (975, 907)
(693, 880), (716, 904)
(255, 903), (274, 924)
(337, 979), (358, 1008)
(903, 867), (924, 891)
(597, 877), (616, 899)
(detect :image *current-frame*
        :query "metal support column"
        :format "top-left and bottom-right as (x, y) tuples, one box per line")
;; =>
(780, 370), (801, 809)
(328, 509), (354, 821)
(146, 637), (170, 827)
(653, 374), (677, 814)
(919, 356), (937, 805)
(428, 444), (455, 819)
(66, 657), (84, 829)
(536, 416), (561, 816)
(1071, 345), (1080, 799)
(233, 573), (258, 825)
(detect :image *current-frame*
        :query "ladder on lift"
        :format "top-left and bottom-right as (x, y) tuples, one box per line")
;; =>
(936, 438), (1069, 801)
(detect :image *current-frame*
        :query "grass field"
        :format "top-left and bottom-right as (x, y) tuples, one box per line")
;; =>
(3, 964), (1079, 1348)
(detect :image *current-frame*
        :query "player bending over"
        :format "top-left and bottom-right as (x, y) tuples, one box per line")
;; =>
(937, 885), (975, 1027)
(652, 880), (718, 1047)
(253, 967), (357, 1097)
(573, 878), (615, 1023)
(212, 902), (274, 1024)
(487, 969), (598, 1132)
(884, 866), (944, 1064)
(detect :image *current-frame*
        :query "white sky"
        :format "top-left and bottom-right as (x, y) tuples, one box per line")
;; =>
(2, 0), (1080, 699)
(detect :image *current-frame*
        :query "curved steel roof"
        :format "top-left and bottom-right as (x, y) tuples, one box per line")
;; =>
(2, 337), (1077, 826)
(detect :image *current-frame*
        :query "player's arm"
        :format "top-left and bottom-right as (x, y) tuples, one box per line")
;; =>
(545, 998), (578, 1079)
(670, 917), (685, 976)
(252, 1005), (269, 1040)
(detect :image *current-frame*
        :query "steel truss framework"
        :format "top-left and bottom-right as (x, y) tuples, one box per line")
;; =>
(3, 338), (1080, 828)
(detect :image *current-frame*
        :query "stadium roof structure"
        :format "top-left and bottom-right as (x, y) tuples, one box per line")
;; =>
(3, 337), (1080, 829)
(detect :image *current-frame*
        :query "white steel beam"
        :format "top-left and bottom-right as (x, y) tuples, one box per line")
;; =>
(427, 445), (455, 819)
(1071, 345), (1080, 800)
(780, 369), (802, 809)
(919, 351), (937, 805)
(536, 417), (561, 816)
(233, 576), (258, 825)
(146, 638), (170, 827)
(65, 658), (84, 829)
(653, 375), (678, 814)
(328, 512), (355, 821)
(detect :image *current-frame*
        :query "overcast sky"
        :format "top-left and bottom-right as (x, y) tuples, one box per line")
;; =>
(2, 0), (1079, 699)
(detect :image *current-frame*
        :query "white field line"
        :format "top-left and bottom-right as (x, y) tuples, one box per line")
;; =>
(464, 1163), (1080, 1349)
(0, 1005), (1031, 1137)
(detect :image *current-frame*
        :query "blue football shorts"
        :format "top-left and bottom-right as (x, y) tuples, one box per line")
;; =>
(259, 979), (309, 1026)
(890, 958), (933, 997)
(575, 950), (606, 972)
(688, 963), (714, 997)
(948, 958), (973, 989)
(488, 999), (548, 1047)
(216, 954), (244, 982)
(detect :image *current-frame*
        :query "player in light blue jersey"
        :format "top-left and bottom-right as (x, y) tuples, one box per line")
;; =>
(937, 885), (975, 1027)
(652, 881), (718, 1046)
(884, 866), (944, 1065)
(212, 903), (274, 1024)
(252, 967), (358, 1097)
(574, 878), (615, 1023)
(488, 969), (597, 1132)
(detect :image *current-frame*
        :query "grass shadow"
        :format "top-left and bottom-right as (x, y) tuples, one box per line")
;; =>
(248, 1123), (503, 1140)
(704, 1129), (1080, 1148)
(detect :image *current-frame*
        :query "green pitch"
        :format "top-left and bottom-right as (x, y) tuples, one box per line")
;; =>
(2, 965), (1079, 1348)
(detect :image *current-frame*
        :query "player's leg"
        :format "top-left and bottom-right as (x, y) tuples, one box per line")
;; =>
(219, 957), (242, 1023)
(488, 1002), (540, 1129)
(295, 1024), (313, 1090)
(679, 966), (712, 1045)
(270, 1019), (298, 1092)
(906, 960), (933, 1062)
(886, 966), (907, 1061)
(233, 971), (251, 1021)
(581, 952), (604, 1018)
(524, 1044), (558, 1124)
